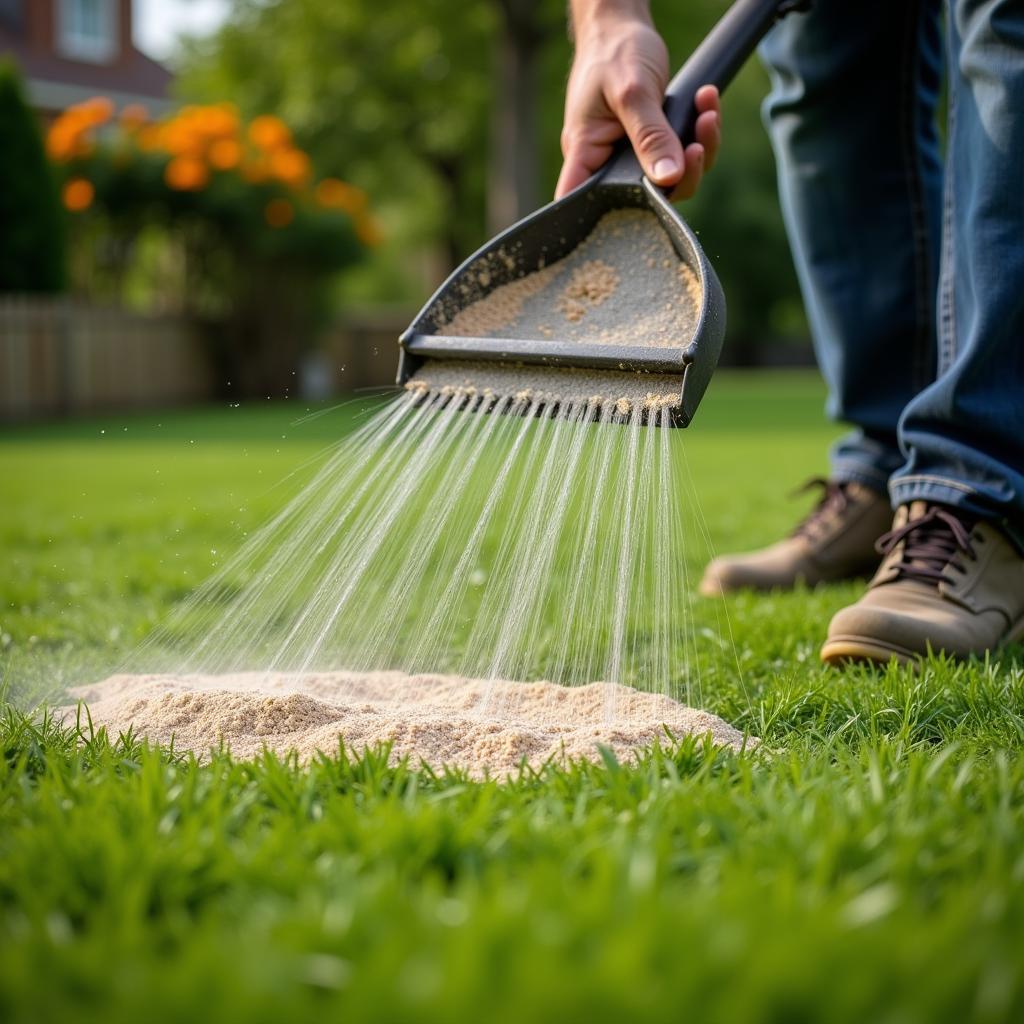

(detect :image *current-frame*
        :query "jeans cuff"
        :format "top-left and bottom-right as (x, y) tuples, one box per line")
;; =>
(889, 473), (982, 510)
(829, 458), (893, 495)
(889, 474), (1024, 553)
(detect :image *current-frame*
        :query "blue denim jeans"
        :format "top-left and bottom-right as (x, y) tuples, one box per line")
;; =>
(759, 0), (1024, 541)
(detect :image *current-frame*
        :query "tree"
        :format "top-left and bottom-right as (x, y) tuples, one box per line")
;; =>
(180, 0), (497, 275)
(488, 0), (562, 234)
(0, 59), (65, 292)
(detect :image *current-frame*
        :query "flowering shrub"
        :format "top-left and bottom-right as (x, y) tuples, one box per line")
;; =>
(47, 97), (378, 315)
(45, 97), (382, 393)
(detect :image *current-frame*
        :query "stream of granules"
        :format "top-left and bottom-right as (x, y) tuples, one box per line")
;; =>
(139, 395), (695, 689)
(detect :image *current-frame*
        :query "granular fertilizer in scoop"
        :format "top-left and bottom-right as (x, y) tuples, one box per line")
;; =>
(442, 208), (702, 349)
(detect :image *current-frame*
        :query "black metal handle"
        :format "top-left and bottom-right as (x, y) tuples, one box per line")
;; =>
(665, 0), (807, 145)
(600, 0), (809, 184)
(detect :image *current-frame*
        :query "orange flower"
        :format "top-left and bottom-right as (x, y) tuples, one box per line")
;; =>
(354, 213), (383, 247)
(78, 96), (114, 126)
(196, 104), (239, 138)
(165, 155), (209, 191)
(86, 96), (114, 121)
(269, 148), (311, 188)
(119, 103), (149, 130)
(314, 177), (367, 214)
(136, 124), (163, 152)
(47, 108), (96, 161)
(161, 119), (205, 158)
(249, 114), (291, 151)
(62, 178), (95, 212)
(265, 198), (294, 228)
(46, 123), (78, 161)
(208, 138), (243, 170)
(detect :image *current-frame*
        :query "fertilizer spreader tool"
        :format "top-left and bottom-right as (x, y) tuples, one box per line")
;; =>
(397, 0), (810, 426)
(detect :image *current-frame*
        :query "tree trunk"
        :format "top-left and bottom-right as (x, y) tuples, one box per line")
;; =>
(488, 0), (544, 235)
(432, 155), (468, 273)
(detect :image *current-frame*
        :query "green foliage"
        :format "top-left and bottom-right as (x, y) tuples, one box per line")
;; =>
(0, 59), (64, 292)
(180, 0), (498, 274)
(94, 159), (359, 272)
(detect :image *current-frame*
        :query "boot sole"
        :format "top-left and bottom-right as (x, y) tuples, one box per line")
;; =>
(819, 635), (920, 667)
(821, 614), (1024, 667)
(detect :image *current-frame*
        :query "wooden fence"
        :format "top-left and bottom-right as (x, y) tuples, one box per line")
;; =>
(0, 297), (212, 419)
(0, 298), (415, 420)
(319, 308), (409, 395)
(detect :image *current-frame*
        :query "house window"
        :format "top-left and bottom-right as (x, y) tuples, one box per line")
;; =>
(57, 0), (119, 64)
(0, 0), (24, 31)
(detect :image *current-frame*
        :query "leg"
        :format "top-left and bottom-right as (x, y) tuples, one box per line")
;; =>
(822, 0), (1024, 665)
(759, 0), (944, 493)
(890, 0), (1024, 542)
(700, 0), (949, 598)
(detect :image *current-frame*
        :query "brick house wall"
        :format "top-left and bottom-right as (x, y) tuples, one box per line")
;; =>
(0, 0), (173, 119)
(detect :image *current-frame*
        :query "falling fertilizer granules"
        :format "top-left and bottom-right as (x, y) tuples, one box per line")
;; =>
(64, 672), (750, 778)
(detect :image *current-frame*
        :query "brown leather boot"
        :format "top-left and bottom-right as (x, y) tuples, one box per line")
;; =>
(699, 479), (892, 596)
(821, 502), (1024, 665)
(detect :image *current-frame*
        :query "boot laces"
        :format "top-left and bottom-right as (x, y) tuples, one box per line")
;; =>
(875, 505), (977, 585)
(790, 477), (852, 540)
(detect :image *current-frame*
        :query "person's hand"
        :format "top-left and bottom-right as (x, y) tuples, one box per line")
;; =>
(555, 7), (721, 200)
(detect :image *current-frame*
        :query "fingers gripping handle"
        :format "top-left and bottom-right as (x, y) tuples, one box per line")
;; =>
(664, 0), (810, 145)
(599, 0), (809, 184)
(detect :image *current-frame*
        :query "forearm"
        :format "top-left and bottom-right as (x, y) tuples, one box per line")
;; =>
(557, 0), (720, 199)
(569, 0), (654, 42)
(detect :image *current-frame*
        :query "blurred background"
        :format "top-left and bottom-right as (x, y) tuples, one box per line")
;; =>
(0, 0), (810, 420)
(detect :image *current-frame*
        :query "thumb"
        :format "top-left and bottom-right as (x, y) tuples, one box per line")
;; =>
(609, 82), (684, 188)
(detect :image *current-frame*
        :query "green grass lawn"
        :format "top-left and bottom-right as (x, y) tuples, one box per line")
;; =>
(2, 372), (1023, 1022)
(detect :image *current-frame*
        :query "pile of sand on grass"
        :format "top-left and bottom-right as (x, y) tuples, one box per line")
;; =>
(63, 671), (753, 778)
